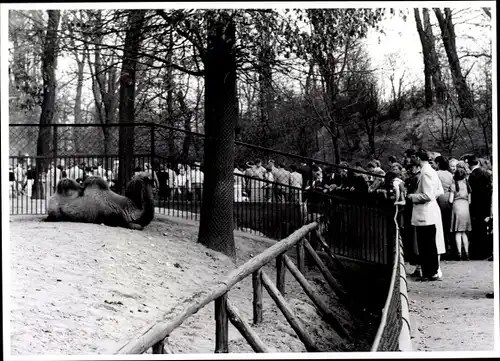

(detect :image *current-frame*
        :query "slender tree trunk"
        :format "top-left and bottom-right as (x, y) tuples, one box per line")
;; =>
(34, 10), (61, 199)
(165, 30), (177, 158)
(72, 51), (85, 154)
(177, 90), (193, 161)
(414, 9), (433, 107)
(423, 8), (446, 104)
(433, 8), (474, 118)
(198, 10), (237, 258)
(317, 55), (342, 164)
(117, 10), (146, 194)
(258, 30), (274, 148)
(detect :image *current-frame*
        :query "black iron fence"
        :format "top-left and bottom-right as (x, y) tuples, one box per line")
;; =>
(9, 123), (394, 265)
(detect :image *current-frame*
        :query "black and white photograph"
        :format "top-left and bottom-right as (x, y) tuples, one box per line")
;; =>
(2, 1), (498, 357)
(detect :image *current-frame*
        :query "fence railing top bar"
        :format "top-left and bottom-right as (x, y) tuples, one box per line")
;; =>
(9, 122), (154, 128)
(115, 221), (319, 354)
(9, 154), (152, 159)
(10, 122), (384, 179)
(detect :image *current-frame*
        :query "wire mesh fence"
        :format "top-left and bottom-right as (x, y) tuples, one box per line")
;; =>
(372, 232), (403, 352)
(9, 122), (394, 265)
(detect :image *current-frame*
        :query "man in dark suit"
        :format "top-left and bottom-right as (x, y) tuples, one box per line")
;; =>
(467, 155), (493, 260)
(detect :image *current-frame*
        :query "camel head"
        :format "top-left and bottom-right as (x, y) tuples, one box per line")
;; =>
(125, 171), (155, 226)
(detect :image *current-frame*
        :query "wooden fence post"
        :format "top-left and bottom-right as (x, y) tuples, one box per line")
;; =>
(152, 337), (173, 354)
(276, 253), (286, 294)
(252, 269), (263, 325)
(297, 238), (305, 274)
(214, 293), (229, 353)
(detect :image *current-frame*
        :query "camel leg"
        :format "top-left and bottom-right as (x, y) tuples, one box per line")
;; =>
(128, 223), (144, 231)
(45, 213), (62, 222)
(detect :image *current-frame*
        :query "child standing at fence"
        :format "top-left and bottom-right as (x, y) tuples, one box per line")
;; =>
(449, 168), (472, 261)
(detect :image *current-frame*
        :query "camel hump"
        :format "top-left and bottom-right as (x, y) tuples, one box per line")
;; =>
(83, 176), (110, 191)
(57, 178), (82, 194)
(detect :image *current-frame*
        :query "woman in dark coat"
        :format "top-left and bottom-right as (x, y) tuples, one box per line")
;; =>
(403, 161), (421, 275)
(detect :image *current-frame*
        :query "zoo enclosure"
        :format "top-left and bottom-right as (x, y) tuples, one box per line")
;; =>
(10, 122), (407, 351)
(114, 220), (378, 354)
(115, 205), (403, 354)
(9, 122), (390, 265)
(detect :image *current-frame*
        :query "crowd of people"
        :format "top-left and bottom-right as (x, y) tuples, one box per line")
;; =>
(234, 151), (493, 286)
(11, 150), (494, 287)
(9, 156), (208, 206)
(396, 150), (493, 285)
(10, 151), (494, 270)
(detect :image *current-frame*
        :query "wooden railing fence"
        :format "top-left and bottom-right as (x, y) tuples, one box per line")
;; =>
(114, 221), (352, 354)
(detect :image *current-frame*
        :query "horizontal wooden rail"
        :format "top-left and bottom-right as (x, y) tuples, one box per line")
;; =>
(261, 271), (320, 352)
(283, 255), (349, 339)
(303, 239), (348, 303)
(226, 299), (270, 353)
(115, 221), (318, 354)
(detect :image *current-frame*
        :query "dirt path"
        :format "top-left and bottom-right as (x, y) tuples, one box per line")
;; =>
(9, 215), (376, 355)
(406, 260), (495, 351)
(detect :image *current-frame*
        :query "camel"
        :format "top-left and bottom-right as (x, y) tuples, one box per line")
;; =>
(46, 172), (155, 230)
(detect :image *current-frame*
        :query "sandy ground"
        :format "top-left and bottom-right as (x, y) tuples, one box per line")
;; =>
(406, 260), (495, 351)
(9, 214), (376, 355)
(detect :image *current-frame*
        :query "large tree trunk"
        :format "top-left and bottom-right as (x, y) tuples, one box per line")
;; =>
(198, 11), (237, 258)
(433, 8), (474, 118)
(414, 9), (433, 107)
(117, 10), (146, 194)
(34, 10), (61, 199)
(423, 8), (446, 104)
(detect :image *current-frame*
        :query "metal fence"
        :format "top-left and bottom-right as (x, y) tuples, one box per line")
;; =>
(9, 123), (393, 265)
(371, 207), (404, 351)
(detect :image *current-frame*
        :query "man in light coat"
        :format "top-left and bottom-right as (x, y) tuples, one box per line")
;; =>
(407, 149), (444, 281)
(190, 161), (204, 203)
